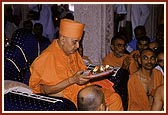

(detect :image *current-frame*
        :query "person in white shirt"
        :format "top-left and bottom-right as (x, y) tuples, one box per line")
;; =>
(129, 4), (150, 38)
(28, 4), (56, 42)
(155, 51), (164, 76)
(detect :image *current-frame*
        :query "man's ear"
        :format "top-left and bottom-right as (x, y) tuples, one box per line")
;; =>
(60, 36), (65, 45)
(155, 57), (157, 64)
(111, 45), (114, 51)
(97, 103), (105, 111)
(138, 56), (141, 65)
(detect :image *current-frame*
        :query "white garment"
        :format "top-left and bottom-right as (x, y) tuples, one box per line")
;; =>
(28, 4), (56, 42)
(113, 4), (149, 37)
(155, 65), (164, 76)
(5, 21), (19, 43)
(131, 4), (150, 37)
(113, 4), (127, 31)
(113, 4), (127, 14)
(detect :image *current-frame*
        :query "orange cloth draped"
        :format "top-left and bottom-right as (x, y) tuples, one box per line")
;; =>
(128, 69), (164, 111)
(103, 88), (123, 111)
(29, 39), (123, 111)
(102, 50), (141, 75)
(102, 52), (128, 67)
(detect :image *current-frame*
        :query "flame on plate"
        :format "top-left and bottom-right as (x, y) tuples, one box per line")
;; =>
(93, 66), (99, 72)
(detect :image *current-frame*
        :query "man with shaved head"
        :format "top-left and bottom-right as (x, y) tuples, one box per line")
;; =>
(77, 85), (108, 111)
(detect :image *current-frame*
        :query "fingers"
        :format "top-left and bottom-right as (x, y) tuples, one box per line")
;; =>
(133, 53), (139, 61)
(77, 70), (84, 75)
(121, 56), (131, 70)
(74, 70), (91, 85)
(124, 56), (131, 65)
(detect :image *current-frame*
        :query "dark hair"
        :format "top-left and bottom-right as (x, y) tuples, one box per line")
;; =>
(155, 47), (164, 57)
(111, 35), (126, 45)
(137, 36), (150, 44)
(34, 23), (43, 28)
(134, 25), (146, 34)
(23, 20), (33, 28)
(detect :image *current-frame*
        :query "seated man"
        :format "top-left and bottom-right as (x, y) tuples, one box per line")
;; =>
(29, 19), (123, 111)
(102, 35), (130, 69)
(102, 35), (131, 111)
(155, 50), (164, 76)
(128, 48), (164, 111)
(33, 23), (51, 55)
(126, 25), (147, 52)
(149, 41), (159, 52)
(129, 36), (151, 74)
(77, 85), (108, 111)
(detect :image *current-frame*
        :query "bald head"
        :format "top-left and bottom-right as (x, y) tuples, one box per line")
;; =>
(77, 85), (105, 111)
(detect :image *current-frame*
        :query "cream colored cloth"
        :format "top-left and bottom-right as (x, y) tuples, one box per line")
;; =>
(4, 80), (32, 94)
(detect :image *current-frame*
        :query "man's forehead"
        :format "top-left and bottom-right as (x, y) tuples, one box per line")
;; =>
(115, 39), (125, 43)
(138, 40), (148, 44)
(141, 50), (154, 56)
(157, 53), (164, 58)
(64, 36), (80, 42)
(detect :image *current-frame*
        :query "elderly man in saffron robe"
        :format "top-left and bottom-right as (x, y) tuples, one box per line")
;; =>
(29, 19), (123, 111)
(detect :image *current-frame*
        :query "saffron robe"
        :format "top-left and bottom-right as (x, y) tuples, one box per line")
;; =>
(128, 69), (164, 111)
(29, 39), (123, 111)
(102, 52), (137, 74)
(102, 52), (129, 67)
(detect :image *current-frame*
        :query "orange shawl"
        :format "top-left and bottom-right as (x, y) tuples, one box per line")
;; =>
(102, 52), (128, 67)
(128, 69), (164, 111)
(29, 39), (122, 110)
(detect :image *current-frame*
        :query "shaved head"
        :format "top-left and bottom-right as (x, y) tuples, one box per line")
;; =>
(77, 85), (105, 111)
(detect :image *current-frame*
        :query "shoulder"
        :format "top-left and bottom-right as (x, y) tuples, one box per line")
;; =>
(31, 51), (53, 67)
(103, 52), (114, 59)
(158, 85), (164, 90)
(153, 68), (163, 77)
(106, 52), (113, 57)
(129, 71), (140, 82)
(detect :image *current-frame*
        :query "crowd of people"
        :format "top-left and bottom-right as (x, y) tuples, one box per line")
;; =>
(4, 4), (164, 111)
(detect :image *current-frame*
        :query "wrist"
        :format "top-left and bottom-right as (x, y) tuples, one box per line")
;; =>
(68, 77), (76, 85)
(121, 65), (128, 70)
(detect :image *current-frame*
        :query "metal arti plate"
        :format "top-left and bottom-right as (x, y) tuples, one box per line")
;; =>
(84, 64), (120, 79)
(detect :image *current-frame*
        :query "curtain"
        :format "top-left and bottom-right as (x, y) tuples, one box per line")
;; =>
(74, 4), (114, 65)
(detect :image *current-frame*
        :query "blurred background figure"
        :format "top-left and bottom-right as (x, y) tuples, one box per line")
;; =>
(28, 4), (56, 42)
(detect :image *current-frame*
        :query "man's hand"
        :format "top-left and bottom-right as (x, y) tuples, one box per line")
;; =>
(121, 56), (131, 70)
(72, 71), (91, 85)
